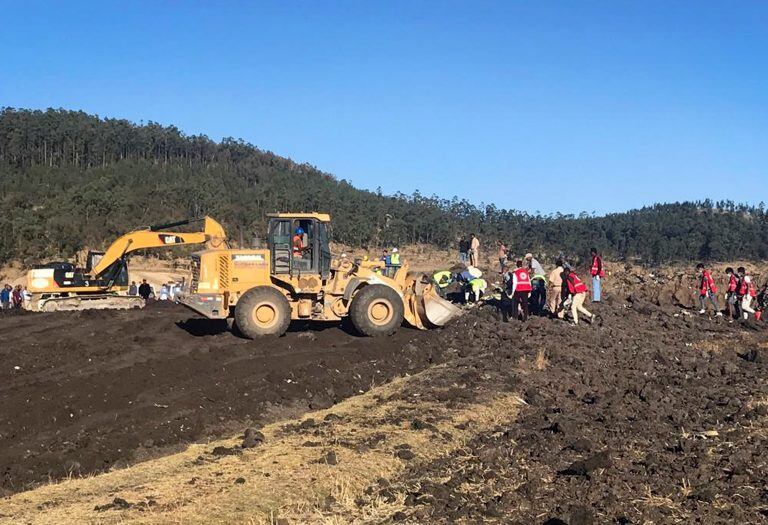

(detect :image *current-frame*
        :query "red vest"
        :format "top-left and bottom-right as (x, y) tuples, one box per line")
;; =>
(700, 271), (717, 294)
(590, 255), (605, 277)
(513, 268), (532, 292)
(728, 274), (738, 293)
(567, 273), (588, 294)
(739, 277), (756, 297)
(292, 234), (303, 254)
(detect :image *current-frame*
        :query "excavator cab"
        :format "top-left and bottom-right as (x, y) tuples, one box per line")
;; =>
(267, 213), (332, 279)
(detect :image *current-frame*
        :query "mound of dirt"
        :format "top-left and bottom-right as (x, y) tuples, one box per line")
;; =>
(355, 299), (768, 523)
(0, 301), (448, 494)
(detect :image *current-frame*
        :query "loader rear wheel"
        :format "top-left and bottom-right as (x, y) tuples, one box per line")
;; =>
(235, 287), (291, 338)
(349, 285), (404, 337)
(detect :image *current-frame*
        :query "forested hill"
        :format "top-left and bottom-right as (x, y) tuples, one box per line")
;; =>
(1, 107), (766, 265)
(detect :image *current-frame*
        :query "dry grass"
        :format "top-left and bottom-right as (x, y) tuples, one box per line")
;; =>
(0, 373), (523, 525)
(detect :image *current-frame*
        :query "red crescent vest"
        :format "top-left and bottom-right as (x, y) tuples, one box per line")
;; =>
(700, 271), (717, 294)
(513, 267), (532, 292)
(590, 255), (605, 277)
(739, 277), (757, 297)
(728, 274), (738, 293)
(566, 273), (588, 294)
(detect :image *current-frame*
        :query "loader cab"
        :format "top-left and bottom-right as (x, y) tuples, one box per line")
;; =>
(266, 213), (331, 279)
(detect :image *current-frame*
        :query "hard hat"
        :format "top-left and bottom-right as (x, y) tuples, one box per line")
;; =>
(392, 248), (398, 253)
(467, 266), (482, 279)
(524, 253), (533, 259)
(295, 227), (304, 235)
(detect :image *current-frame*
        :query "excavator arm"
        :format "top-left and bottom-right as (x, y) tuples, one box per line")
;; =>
(90, 216), (228, 278)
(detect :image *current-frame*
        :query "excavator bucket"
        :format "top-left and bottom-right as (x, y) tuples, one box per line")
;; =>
(400, 272), (462, 329)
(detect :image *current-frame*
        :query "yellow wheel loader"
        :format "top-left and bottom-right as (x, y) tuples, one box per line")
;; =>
(178, 212), (460, 337)
(26, 217), (228, 312)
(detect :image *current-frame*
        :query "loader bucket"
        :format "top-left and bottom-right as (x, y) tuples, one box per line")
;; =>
(401, 273), (462, 329)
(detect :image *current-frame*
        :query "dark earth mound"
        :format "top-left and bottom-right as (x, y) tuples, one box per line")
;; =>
(0, 301), (443, 494)
(355, 300), (768, 524)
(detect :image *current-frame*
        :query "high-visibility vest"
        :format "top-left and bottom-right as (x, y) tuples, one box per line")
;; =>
(433, 271), (452, 288)
(739, 276), (757, 297)
(292, 234), (303, 255)
(390, 253), (401, 265)
(566, 273), (588, 294)
(590, 255), (605, 277)
(469, 278), (487, 292)
(513, 268), (532, 292)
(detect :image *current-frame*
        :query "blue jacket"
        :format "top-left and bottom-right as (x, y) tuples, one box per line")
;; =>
(0, 288), (10, 302)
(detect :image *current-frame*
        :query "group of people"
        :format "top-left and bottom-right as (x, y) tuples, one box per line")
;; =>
(127, 279), (183, 301)
(0, 283), (32, 310)
(435, 247), (606, 326)
(697, 264), (767, 320)
(1, 284), (30, 309)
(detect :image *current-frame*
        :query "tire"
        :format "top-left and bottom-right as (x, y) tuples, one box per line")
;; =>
(235, 286), (291, 338)
(349, 284), (404, 337)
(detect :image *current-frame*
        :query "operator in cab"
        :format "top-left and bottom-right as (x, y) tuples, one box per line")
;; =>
(292, 227), (306, 257)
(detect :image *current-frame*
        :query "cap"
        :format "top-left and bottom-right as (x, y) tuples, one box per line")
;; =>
(392, 248), (398, 253)
(524, 253), (533, 259)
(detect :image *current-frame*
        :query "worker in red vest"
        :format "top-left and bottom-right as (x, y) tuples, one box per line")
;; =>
(696, 263), (722, 316)
(589, 247), (604, 303)
(292, 227), (305, 257)
(725, 267), (741, 319)
(737, 266), (757, 320)
(559, 267), (596, 325)
(504, 260), (532, 321)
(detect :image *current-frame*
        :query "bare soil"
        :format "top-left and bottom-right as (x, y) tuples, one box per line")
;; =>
(0, 302), (440, 495)
(1, 263), (767, 524)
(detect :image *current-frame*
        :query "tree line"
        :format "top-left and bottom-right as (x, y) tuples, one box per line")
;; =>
(1, 107), (766, 265)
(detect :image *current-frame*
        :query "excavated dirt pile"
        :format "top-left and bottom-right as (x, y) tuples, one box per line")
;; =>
(356, 300), (768, 523)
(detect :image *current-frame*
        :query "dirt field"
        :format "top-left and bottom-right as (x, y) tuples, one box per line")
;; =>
(0, 302), (439, 495)
(1, 263), (767, 523)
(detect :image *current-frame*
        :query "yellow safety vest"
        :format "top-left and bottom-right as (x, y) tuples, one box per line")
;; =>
(390, 253), (401, 265)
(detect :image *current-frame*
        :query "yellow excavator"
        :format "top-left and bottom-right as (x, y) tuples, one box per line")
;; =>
(178, 212), (460, 337)
(26, 217), (228, 312)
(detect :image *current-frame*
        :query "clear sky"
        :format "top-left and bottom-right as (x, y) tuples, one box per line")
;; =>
(1, 1), (766, 215)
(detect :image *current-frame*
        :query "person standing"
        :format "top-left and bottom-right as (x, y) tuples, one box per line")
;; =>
(12, 285), (23, 309)
(697, 263), (722, 316)
(737, 267), (757, 320)
(389, 248), (402, 275)
(725, 267), (740, 319)
(1, 284), (10, 309)
(524, 253), (547, 315)
(505, 260), (532, 321)
(458, 237), (469, 265)
(589, 248), (604, 303)
(128, 281), (138, 296)
(547, 259), (565, 316)
(560, 267), (596, 325)
(138, 279), (152, 301)
(469, 233), (480, 267)
(497, 241), (508, 274)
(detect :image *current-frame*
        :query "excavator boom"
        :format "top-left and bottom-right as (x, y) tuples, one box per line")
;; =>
(27, 216), (228, 312)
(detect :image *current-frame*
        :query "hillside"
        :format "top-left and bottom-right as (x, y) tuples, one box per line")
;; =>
(1, 107), (767, 265)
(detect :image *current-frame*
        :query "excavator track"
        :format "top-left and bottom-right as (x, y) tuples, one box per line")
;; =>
(34, 294), (145, 312)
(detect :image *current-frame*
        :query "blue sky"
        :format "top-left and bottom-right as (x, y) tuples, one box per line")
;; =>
(1, 1), (766, 215)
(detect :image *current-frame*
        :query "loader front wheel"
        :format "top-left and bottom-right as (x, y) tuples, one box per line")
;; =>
(235, 287), (291, 338)
(349, 285), (404, 337)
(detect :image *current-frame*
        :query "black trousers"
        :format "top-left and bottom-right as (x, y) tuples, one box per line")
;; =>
(504, 291), (530, 321)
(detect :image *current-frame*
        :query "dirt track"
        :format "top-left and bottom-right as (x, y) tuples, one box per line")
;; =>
(0, 302), (439, 495)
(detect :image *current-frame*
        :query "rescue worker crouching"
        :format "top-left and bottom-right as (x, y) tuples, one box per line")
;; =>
(432, 270), (453, 298)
